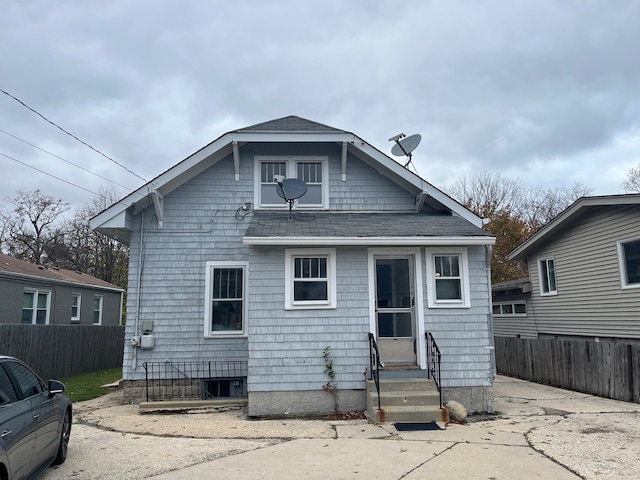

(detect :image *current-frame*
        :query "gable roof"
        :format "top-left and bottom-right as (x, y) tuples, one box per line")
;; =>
(0, 253), (123, 292)
(90, 115), (483, 244)
(244, 212), (494, 246)
(509, 194), (640, 261)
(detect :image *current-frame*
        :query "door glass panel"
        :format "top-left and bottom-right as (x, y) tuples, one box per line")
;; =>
(376, 259), (410, 308)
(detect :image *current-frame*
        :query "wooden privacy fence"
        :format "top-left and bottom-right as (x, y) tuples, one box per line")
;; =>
(0, 324), (124, 381)
(495, 336), (640, 403)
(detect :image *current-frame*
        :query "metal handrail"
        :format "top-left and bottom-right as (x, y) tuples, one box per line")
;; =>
(368, 332), (383, 410)
(426, 332), (442, 408)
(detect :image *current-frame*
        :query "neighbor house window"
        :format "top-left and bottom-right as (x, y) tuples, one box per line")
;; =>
(426, 248), (471, 308)
(618, 238), (640, 288)
(493, 302), (527, 316)
(255, 156), (328, 209)
(538, 258), (557, 295)
(93, 296), (103, 325)
(71, 294), (81, 322)
(22, 290), (50, 324)
(285, 249), (336, 309)
(204, 262), (247, 336)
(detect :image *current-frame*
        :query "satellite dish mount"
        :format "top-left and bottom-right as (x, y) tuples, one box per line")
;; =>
(276, 177), (308, 220)
(390, 132), (422, 168)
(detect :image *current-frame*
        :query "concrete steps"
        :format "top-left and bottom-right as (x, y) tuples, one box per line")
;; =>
(366, 377), (446, 424)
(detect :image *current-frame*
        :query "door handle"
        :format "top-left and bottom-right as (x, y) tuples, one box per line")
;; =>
(33, 412), (40, 420)
(1, 430), (11, 438)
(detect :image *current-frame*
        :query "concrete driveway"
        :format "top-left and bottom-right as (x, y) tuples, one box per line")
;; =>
(41, 375), (640, 480)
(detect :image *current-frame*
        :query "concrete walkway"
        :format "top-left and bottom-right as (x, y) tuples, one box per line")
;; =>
(43, 375), (640, 480)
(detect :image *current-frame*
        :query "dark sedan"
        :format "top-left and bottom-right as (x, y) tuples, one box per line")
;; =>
(0, 356), (71, 480)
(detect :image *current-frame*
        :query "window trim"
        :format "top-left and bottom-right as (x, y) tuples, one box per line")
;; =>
(425, 247), (471, 308)
(93, 295), (103, 325)
(538, 257), (558, 296)
(71, 293), (82, 322)
(22, 289), (51, 325)
(204, 261), (248, 337)
(492, 302), (527, 317)
(254, 156), (329, 210)
(285, 248), (336, 310)
(617, 237), (640, 289)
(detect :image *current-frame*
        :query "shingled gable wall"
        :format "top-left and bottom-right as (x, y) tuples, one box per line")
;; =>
(117, 129), (494, 413)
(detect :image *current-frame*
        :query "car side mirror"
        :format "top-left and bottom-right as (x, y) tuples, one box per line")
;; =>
(48, 380), (66, 397)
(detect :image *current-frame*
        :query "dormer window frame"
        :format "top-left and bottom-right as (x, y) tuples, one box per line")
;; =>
(254, 155), (329, 210)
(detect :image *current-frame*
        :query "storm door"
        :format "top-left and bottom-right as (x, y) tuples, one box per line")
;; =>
(374, 256), (417, 366)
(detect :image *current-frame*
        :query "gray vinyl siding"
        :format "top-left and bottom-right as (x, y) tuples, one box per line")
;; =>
(492, 294), (537, 338)
(0, 276), (121, 326)
(527, 206), (640, 339)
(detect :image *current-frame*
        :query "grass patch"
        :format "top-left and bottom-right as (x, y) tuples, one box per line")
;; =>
(61, 367), (122, 403)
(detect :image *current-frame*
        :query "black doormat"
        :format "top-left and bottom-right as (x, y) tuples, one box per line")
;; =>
(394, 421), (443, 431)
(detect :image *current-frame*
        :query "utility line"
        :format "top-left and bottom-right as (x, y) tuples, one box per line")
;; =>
(0, 151), (104, 197)
(0, 87), (147, 184)
(0, 127), (134, 191)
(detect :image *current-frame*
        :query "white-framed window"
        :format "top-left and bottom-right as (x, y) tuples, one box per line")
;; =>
(618, 238), (640, 289)
(22, 290), (51, 324)
(71, 294), (82, 322)
(93, 296), (103, 325)
(204, 262), (248, 336)
(492, 302), (527, 316)
(538, 257), (557, 295)
(254, 156), (328, 209)
(285, 248), (336, 309)
(425, 247), (471, 308)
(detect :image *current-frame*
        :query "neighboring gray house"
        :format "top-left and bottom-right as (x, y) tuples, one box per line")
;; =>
(0, 252), (124, 326)
(508, 194), (640, 340)
(491, 278), (536, 339)
(90, 116), (496, 415)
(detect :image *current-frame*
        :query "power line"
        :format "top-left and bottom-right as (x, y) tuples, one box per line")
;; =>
(0, 87), (148, 184)
(0, 151), (104, 198)
(0, 127), (134, 191)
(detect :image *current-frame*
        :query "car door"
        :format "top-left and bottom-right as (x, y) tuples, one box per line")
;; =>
(0, 362), (37, 480)
(3, 360), (60, 471)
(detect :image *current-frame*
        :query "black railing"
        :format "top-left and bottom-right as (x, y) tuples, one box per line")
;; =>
(143, 360), (248, 402)
(368, 332), (383, 410)
(425, 332), (442, 408)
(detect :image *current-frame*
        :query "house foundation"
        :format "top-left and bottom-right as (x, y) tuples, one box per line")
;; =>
(442, 386), (495, 413)
(248, 390), (366, 417)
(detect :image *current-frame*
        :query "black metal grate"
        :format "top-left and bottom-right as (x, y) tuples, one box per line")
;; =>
(143, 360), (248, 402)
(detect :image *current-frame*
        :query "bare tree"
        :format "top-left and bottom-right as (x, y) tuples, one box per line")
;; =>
(446, 172), (593, 283)
(0, 190), (69, 264)
(64, 187), (128, 288)
(622, 164), (640, 193)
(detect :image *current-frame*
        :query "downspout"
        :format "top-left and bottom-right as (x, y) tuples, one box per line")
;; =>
(132, 210), (144, 370)
(485, 244), (497, 378)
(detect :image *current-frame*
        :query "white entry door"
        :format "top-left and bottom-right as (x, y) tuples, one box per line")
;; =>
(374, 256), (417, 366)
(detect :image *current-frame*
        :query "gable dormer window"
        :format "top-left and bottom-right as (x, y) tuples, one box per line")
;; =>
(255, 156), (328, 209)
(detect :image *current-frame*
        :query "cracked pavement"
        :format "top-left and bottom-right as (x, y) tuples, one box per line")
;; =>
(40, 375), (640, 479)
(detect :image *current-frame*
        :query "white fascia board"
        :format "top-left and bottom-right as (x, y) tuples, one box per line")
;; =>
(243, 236), (495, 246)
(89, 209), (132, 231)
(508, 194), (640, 261)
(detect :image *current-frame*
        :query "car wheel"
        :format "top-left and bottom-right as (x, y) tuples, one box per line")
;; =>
(52, 409), (71, 465)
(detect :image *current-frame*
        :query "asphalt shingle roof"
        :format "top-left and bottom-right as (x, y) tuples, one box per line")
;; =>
(0, 253), (122, 290)
(245, 212), (492, 239)
(236, 115), (344, 133)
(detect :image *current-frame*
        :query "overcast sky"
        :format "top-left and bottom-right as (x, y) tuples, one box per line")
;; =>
(1, 0), (639, 216)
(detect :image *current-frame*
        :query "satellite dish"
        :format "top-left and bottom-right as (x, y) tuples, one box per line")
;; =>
(391, 134), (422, 158)
(276, 178), (308, 201)
(275, 177), (308, 220)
